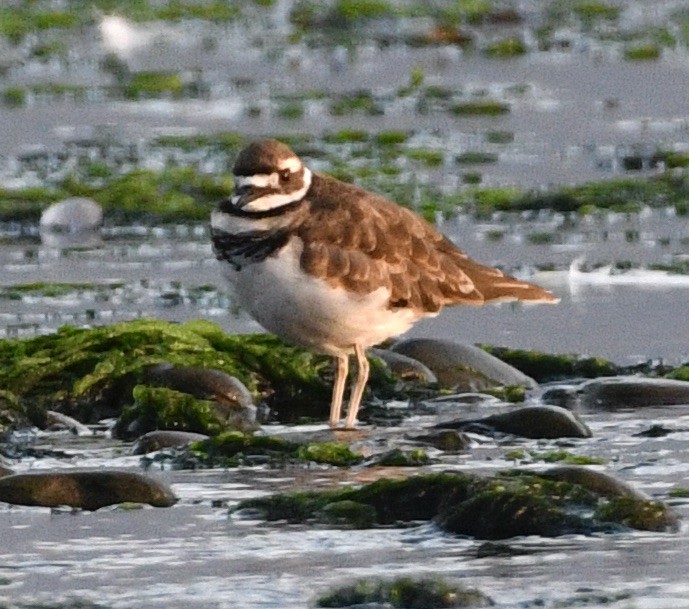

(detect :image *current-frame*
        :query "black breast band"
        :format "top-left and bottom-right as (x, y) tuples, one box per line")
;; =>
(211, 228), (290, 271)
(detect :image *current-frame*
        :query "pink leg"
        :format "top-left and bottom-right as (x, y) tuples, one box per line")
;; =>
(343, 344), (369, 429)
(329, 354), (348, 428)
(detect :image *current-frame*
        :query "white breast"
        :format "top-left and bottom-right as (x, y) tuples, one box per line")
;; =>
(225, 238), (424, 356)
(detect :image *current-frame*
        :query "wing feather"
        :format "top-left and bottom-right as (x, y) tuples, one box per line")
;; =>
(295, 174), (556, 312)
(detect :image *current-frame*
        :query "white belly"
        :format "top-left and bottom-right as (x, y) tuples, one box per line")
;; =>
(223, 240), (423, 356)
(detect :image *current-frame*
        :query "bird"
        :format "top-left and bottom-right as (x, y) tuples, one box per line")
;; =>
(210, 139), (557, 429)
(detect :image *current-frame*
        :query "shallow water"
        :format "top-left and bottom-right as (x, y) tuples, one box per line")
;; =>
(2, 210), (688, 365)
(3, 404), (689, 609)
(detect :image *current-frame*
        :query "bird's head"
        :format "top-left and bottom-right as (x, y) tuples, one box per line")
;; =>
(226, 139), (312, 214)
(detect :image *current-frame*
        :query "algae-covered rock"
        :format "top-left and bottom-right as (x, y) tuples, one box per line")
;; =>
(317, 500), (377, 529)
(143, 364), (254, 409)
(408, 429), (471, 452)
(0, 390), (29, 434)
(370, 348), (438, 384)
(236, 471), (678, 537)
(367, 448), (430, 467)
(438, 405), (592, 439)
(0, 319), (331, 424)
(115, 384), (257, 439)
(297, 442), (363, 466)
(0, 469), (177, 510)
(595, 496), (679, 532)
(437, 478), (589, 539)
(392, 339), (537, 390)
(45, 410), (93, 435)
(577, 376), (689, 410)
(480, 345), (618, 382)
(239, 473), (472, 525)
(316, 576), (493, 608)
(539, 465), (650, 500)
(185, 431), (364, 468)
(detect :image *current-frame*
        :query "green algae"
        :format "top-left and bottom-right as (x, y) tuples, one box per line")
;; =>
(0, 319), (330, 424)
(119, 385), (238, 436)
(317, 500), (377, 529)
(124, 72), (184, 99)
(297, 442), (363, 466)
(0, 282), (124, 301)
(2, 87), (26, 108)
(0, 389), (27, 433)
(323, 129), (370, 144)
(375, 131), (409, 146)
(485, 38), (527, 58)
(189, 431), (298, 467)
(157, 430), (364, 469)
(480, 384), (525, 403)
(624, 44), (662, 61)
(450, 101), (511, 116)
(333, 0), (396, 23)
(370, 448), (429, 467)
(595, 496), (678, 532)
(481, 345), (618, 382)
(316, 576), (493, 608)
(405, 148), (444, 167)
(572, 1), (620, 26)
(506, 449), (605, 465)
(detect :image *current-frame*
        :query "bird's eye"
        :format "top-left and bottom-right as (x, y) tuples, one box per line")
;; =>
(279, 169), (291, 182)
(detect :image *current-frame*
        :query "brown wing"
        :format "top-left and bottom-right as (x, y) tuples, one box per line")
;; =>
(296, 174), (556, 313)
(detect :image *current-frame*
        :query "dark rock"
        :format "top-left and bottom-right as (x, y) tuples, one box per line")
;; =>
(131, 430), (210, 454)
(0, 464), (13, 478)
(143, 365), (254, 409)
(578, 376), (689, 410)
(437, 405), (592, 439)
(370, 348), (437, 383)
(45, 410), (93, 435)
(540, 384), (578, 408)
(0, 469), (177, 510)
(539, 466), (650, 500)
(633, 424), (675, 438)
(408, 429), (471, 452)
(475, 541), (532, 558)
(391, 339), (537, 390)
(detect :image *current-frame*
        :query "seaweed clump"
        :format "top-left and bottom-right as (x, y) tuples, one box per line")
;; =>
(0, 319), (330, 431)
(236, 471), (678, 537)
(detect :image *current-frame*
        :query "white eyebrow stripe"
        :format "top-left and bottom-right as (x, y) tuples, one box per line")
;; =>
(277, 157), (302, 172)
(234, 173), (279, 189)
(243, 168), (312, 212)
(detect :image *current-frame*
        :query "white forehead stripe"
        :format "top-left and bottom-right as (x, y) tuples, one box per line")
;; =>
(277, 156), (302, 172)
(235, 173), (280, 189)
(243, 168), (312, 212)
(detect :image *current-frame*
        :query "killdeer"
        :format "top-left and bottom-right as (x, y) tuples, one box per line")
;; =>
(211, 139), (557, 429)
